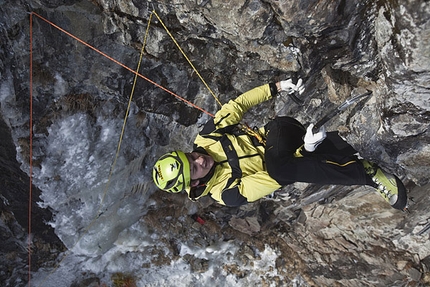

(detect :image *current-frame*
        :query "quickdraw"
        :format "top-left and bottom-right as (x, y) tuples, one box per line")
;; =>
(238, 123), (267, 146)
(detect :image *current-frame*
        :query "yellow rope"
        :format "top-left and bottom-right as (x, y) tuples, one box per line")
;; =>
(96, 14), (150, 212)
(100, 12), (155, 206)
(151, 10), (223, 107)
(35, 14), (151, 287)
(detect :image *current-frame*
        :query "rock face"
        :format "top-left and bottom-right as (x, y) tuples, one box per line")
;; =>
(0, 0), (429, 286)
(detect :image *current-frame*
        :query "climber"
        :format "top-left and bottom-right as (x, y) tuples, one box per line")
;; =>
(152, 79), (408, 211)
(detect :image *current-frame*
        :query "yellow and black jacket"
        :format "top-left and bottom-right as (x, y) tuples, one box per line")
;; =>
(186, 84), (281, 206)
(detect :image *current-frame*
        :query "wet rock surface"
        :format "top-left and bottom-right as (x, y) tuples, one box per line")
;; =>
(0, 0), (429, 286)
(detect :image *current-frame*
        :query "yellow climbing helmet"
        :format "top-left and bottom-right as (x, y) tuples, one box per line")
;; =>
(152, 151), (190, 193)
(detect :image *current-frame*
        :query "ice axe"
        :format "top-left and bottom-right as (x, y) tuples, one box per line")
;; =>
(312, 90), (373, 133)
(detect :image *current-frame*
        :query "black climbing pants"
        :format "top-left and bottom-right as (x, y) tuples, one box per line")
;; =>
(264, 116), (369, 186)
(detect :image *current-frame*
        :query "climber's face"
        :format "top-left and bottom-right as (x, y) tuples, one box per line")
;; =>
(186, 152), (214, 181)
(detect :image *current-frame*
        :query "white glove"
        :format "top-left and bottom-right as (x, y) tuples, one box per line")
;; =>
(304, 124), (326, 152)
(279, 78), (305, 95)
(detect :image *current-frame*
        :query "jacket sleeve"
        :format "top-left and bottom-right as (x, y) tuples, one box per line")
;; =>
(217, 171), (281, 207)
(212, 84), (276, 129)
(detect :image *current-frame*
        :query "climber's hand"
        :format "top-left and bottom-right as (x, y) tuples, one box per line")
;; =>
(304, 124), (326, 152)
(279, 78), (305, 95)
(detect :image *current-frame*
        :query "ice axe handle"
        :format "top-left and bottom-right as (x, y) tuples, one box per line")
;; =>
(312, 90), (372, 134)
(312, 114), (333, 133)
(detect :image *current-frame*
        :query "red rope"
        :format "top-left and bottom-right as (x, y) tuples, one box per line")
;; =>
(28, 12), (33, 287)
(30, 12), (214, 118)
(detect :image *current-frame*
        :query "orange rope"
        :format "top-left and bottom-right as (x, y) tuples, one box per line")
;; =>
(28, 12), (33, 287)
(30, 12), (214, 118)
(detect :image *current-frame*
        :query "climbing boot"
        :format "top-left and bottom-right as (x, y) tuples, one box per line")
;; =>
(361, 160), (408, 211)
